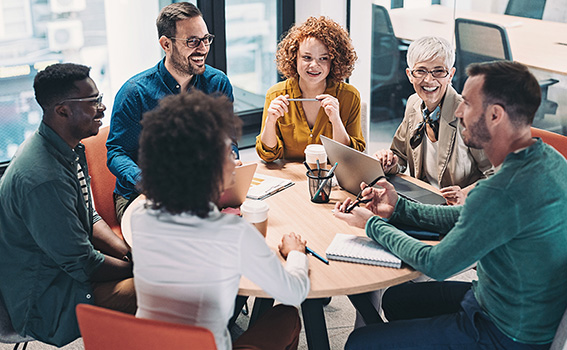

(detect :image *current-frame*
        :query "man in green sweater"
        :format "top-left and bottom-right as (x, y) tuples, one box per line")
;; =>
(334, 60), (567, 349)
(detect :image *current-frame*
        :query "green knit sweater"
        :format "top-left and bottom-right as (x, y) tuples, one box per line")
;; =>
(366, 139), (567, 344)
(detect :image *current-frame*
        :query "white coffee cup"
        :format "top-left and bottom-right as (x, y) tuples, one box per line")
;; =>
(240, 200), (269, 237)
(304, 144), (327, 170)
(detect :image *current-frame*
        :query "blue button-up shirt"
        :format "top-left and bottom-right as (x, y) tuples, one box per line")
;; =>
(106, 58), (236, 199)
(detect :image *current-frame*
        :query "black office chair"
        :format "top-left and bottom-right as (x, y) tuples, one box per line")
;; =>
(370, 4), (412, 121)
(505, 0), (546, 19)
(454, 17), (558, 121)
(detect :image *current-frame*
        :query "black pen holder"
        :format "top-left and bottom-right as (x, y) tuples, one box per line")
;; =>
(307, 169), (333, 203)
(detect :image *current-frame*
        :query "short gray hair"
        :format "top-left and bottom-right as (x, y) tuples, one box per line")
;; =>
(406, 36), (455, 69)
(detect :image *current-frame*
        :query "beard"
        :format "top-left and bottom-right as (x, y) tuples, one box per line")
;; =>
(169, 43), (207, 77)
(463, 114), (491, 149)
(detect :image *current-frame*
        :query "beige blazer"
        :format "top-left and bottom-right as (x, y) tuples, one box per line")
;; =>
(389, 86), (493, 188)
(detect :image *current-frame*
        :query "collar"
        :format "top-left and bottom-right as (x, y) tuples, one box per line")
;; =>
(157, 57), (196, 93)
(421, 104), (441, 123)
(504, 138), (544, 164)
(147, 202), (223, 222)
(38, 122), (81, 163)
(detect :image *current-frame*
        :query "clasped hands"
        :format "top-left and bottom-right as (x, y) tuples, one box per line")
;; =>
(333, 178), (398, 229)
(278, 232), (307, 259)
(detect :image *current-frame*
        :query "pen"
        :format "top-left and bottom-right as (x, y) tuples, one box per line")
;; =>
(312, 162), (338, 200)
(303, 161), (315, 176)
(344, 175), (386, 213)
(316, 159), (321, 177)
(287, 98), (321, 101)
(306, 246), (329, 265)
(344, 198), (372, 213)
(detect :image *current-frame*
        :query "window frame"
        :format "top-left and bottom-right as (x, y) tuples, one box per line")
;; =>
(198, 0), (294, 148)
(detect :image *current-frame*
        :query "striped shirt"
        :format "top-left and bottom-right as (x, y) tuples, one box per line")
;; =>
(77, 161), (102, 224)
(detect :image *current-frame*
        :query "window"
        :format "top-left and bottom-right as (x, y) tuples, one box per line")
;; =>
(199, 0), (293, 148)
(0, 0), (110, 166)
(225, 0), (279, 147)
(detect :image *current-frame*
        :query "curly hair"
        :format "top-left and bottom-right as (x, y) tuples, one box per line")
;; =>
(138, 90), (240, 217)
(33, 63), (91, 111)
(276, 16), (357, 84)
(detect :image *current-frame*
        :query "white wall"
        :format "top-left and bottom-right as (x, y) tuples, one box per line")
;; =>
(104, 0), (162, 124)
(348, 0), (373, 110)
(295, 0), (347, 27)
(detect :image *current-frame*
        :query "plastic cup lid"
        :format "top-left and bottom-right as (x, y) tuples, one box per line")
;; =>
(304, 144), (325, 155)
(240, 200), (269, 222)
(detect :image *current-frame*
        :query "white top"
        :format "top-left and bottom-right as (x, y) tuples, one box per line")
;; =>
(129, 200), (310, 350)
(423, 135), (439, 189)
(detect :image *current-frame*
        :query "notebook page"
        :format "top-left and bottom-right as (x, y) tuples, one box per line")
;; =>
(325, 233), (402, 268)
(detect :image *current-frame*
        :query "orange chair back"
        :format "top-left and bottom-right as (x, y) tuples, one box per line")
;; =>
(76, 304), (217, 350)
(82, 126), (122, 238)
(531, 127), (567, 159)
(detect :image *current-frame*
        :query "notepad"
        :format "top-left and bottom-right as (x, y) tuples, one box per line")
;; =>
(325, 234), (402, 268)
(246, 173), (294, 200)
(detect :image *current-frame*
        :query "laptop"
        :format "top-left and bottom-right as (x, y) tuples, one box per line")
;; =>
(218, 162), (258, 208)
(320, 135), (446, 205)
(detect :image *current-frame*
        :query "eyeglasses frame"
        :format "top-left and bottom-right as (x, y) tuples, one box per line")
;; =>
(57, 93), (104, 110)
(410, 68), (450, 79)
(168, 34), (215, 48)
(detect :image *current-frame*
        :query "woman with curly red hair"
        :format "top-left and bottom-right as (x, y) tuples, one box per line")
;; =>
(255, 16), (365, 162)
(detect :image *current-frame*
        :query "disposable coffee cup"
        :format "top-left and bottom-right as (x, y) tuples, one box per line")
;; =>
(240, 200), (269, 237)
(304, 144), (327, 170)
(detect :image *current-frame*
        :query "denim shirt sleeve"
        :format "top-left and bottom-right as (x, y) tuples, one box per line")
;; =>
(106, 82), (143, 191)
(193, 66), (239, 157)
(20, 180), (105, 282)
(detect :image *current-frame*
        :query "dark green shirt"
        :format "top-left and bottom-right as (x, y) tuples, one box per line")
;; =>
(0, 122), (105, 346)
(367, 139), (567, 344)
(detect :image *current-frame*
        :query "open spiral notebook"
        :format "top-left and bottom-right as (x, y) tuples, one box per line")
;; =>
(325, 233), (402, 268)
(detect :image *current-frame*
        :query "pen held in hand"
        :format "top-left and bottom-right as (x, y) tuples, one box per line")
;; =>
(344, 198), (372, 213)
(344, 175), (386, 213)
(306, 246), (329, 265)
(287, 98), (321, 101)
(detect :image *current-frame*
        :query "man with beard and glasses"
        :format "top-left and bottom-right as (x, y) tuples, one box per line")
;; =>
(334, 61), (567, 349)
(106, 2), (237, 222)
(0, 63), (136, 347)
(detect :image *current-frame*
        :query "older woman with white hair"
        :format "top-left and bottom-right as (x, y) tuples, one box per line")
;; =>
(374, 36), (492, 205)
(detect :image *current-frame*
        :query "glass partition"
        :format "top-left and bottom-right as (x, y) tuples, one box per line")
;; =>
(368, 0), (567, 155)
(225, 0), (279, 148)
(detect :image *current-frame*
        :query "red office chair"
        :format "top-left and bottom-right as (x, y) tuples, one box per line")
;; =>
(82, 126), (122, 239)
(76, 304), (217, 350)
(531, 127), (567, 159)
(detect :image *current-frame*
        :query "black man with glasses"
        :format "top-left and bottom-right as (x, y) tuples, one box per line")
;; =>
(0, 63), (136, 347)
(106, 2), (237, 222)
(373, 36), (492, 206)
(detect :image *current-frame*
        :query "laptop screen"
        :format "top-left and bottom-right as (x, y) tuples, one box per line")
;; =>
(320, 135), (446, 205)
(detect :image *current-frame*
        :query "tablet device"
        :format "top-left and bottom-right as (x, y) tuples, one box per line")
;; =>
(320, 135), (446, 205)
(219, 162), (258, 208)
